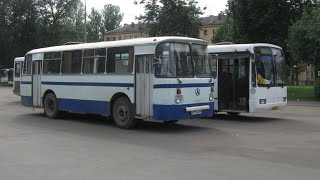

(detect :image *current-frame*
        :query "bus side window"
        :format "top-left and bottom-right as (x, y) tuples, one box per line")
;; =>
(83, 49), (106, 74)
(15, 63), (21, 77)
(107, 47), (134, 74)
(62, 51), (82, 74)
(43, 52), (62, 74)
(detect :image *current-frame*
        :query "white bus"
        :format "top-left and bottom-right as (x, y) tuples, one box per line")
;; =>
(13, 57), (25, 96)
(208, 43), (287, 115)
(21, 37), (214, 129)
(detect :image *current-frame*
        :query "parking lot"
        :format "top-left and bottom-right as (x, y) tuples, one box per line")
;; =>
(1, 86), (320, 180)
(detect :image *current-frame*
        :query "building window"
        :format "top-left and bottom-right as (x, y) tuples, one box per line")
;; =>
(204, 30), (208, 36)
(113, 37), (116, 41)
(119, 36), (122, 40)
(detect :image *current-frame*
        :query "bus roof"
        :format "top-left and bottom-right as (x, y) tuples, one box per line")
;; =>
(208, 43), (282, 54)
(27, 36), (207, 55)
(14, 57), (25, 62)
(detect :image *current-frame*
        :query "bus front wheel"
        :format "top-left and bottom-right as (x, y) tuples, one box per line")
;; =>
(43, 93), (61, 119)
(112, 97), (136, 129)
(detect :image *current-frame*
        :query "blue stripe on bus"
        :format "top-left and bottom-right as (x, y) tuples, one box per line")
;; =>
(153, 102), (214, 120)
(21, 96), (33, 107)
(58, 98), (110, 115)
(42, 81), (134, 87)
(153, 83), (214, 89)
(21, 81), (32, 85)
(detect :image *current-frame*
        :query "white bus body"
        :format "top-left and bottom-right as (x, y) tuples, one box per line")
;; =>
(13, 57), (24, 96)
(208, 43), (287, 114)
(21, 37), (214, 128)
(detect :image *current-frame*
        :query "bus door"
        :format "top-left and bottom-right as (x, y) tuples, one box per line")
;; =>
(210, 54), (219, 111)
(218, 54), (250, 112)
(32, 60), (42, 107)
(135, 55), (153, 118)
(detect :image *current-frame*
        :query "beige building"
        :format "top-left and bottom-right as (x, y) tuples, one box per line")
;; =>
(104, 15), (226, 44)
(199, 15), (226, 44)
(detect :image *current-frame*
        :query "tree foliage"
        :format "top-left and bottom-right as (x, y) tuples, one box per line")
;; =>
(102, 4), (123, 32)
(287, 7), (320, 72)
(137, 0), (203, 37)
(0, 0), (123, 68)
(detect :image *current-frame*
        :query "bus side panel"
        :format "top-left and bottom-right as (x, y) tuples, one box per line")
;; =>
(40, 75), (135, 115)
(20, 75), (33, 107)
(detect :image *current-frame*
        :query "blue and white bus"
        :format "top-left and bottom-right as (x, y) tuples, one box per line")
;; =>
(208, 43), (287, 115)
(21, 37), (214, 129)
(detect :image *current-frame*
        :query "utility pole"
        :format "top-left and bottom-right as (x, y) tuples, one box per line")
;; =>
(84, 0), (87, 42)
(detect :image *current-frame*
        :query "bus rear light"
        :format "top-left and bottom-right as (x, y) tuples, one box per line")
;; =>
(177, 88), (181, 95)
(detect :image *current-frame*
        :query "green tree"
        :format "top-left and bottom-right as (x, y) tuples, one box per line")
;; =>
(36, 0), (82, 46)
(87, 8), (104, 42)
(287, 7), (320, 77)
(102, 4), (123, 32)
(212, 12), (233, 43)
(137, 0), (203, 37)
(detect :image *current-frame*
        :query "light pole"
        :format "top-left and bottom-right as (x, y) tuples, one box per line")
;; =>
(293, 65), (298, 86)
(84, 0), (87, 42)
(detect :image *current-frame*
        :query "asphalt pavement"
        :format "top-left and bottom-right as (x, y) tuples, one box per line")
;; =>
(0, 86), (320, 180)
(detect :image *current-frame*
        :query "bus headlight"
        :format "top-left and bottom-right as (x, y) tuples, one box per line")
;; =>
(209, 93), (214, 101)
(259, 99), (267, 104)
(175, 95), (183, 104)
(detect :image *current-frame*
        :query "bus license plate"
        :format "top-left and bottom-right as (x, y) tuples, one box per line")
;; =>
(191, 111), (202, 115)
(272, 106), (279, 111)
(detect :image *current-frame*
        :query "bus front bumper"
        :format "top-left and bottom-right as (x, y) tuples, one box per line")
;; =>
(249, 99), (287, 113)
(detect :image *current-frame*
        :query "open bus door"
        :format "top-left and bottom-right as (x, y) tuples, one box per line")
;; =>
(216, 53), (251, 113)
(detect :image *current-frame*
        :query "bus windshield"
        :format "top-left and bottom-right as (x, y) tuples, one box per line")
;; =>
(255, 47), (286, 87)
(155, 43), (211, 78)
(192, 44), (211, 78)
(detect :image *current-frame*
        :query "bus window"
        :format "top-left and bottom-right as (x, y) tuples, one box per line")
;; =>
(107, 47), (134, 74)
(15, 63), (21, 77)
(62, 50), (82, 74)
(83, 49), (106, 74)
(43, 52), (62, 74)
(23, 55), (32, 75)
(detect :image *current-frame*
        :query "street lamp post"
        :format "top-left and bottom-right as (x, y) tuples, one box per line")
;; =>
(293, 65), (298, 86)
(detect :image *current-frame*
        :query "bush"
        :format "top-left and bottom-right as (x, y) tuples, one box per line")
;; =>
(315, 79), (320, 100)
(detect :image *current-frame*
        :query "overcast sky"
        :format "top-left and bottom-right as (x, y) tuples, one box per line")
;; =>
(86, 0), (228, 24)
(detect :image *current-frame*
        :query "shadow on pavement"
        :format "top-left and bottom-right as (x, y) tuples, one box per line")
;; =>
(211, 113), (283, 123)
(14, 112), (212, 134)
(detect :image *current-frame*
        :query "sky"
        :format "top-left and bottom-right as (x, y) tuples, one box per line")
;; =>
(86, 0), (228, 25)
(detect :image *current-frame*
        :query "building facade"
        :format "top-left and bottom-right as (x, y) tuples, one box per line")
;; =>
(104, 15), (226, 44)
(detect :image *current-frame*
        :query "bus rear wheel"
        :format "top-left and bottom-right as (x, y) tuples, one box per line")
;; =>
(112, 97), (136, 129)
(43, 93), (61, 119)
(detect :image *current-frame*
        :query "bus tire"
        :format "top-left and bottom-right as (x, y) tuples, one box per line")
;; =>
(43, 93), (61, 119)
(112, 97), (136, 129)
(227, 112), (240, 116)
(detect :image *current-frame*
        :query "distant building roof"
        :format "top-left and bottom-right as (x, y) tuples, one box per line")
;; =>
(105, 15), (227, 35)
(105, 23), (142, 35)
(200, 15), (227, 26)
